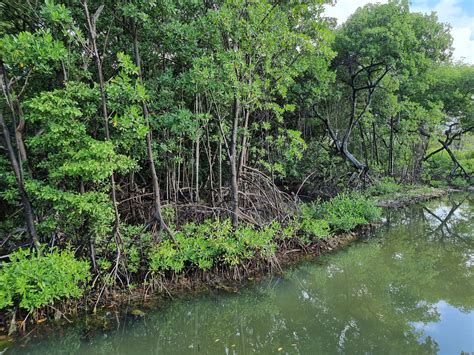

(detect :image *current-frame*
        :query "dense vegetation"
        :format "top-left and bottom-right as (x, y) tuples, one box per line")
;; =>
(0, 0), (472, 321)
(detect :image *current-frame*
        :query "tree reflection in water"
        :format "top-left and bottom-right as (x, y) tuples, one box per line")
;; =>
(422, 194), (473, 247)
(10, 193), (474, 355)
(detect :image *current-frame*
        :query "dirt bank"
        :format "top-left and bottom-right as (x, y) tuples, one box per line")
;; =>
(376, 187), (448, 208)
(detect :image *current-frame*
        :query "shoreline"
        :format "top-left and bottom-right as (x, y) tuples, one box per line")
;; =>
(0, 187), (458, 341)
(1, 225), (375, 346)
(375, 187), (449, 208)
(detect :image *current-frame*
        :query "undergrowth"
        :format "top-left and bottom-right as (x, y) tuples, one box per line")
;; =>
(0, 192), (381, 317)
(0, 248), (90, 312)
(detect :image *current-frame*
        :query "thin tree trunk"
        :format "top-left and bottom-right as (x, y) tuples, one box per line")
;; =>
(131, 18), (173, 240)
(389, 116), (394, 175)
(83, 1), (121, 240)
(194, 96), (200, 203)
(230, 96), (240, 229)
(204, 124), (215, 205)
(195, 136), (200, 203)
(79, 176), (97, 268)
(372, 121), (379, 164)
(219, 133), (222, 198)
(358, 122), (369, 167)
(237, 108), (250, 181)
(0, 113), (40, 252)
(1, 61), (30, 175)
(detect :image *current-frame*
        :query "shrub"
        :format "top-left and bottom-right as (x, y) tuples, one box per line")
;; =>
(214, 234), (249, 266)
(304, 192), (381, 232)
(366, 177), (402, 196)
(148, 239), (186, 273)
(324, 193), (381, 231)
(119, 224), (153, 274)
(301, 217), (330, 239)
(148, 193), (381, 274)
(428, 179), (445, 188)
(300, 204), (330, 239)
(0, 247), (90, 312)
(148, 219), (281, 273)
(148, 221), (230, 273)
(451, 176), (469, 188)
(237, 223), (278, 259)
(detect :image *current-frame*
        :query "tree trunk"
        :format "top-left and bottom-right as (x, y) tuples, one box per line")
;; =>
(358, 122), (369, 167)
(219, 133), (223, 198)
(372, 122), (379, 164)
(1, 61), (30, 175)
(0, 113), (40, 252)
(237, 108), (250, 181)
(388, 116), (394, 175)
(230, 96), (240, 229)
(83, 1), (121, 239)
(194, 96), (200, 203)
(131, 18), (172, 240)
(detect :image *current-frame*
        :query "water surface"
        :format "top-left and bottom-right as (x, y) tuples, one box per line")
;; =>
(9, 193), (474, 354)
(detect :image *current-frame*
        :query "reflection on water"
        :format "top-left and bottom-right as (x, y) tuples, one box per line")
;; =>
(8, 193), (474, 354)
(412, 301), (474, 355)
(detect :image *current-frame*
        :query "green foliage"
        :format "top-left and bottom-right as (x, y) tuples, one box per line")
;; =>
(149, 239), (185, 273)
(367, 177), (403, 196)
(25, 180), (114, 242)
(236, 222), (278, 259)
(25, 84), (137, 183)
(424, 136), (474, 185)
(148, 219), (282, 273)
(451, 177), (469, 189)
(335, 1), (451, 79)
(300, 204), (331, 239)
(148, 193), (381, 274)
(429, 64), (474, 129)
(305, 193), (382, 232)
(117, 224), (153, 275)
(257, 128), (308, 178)
(0, 30), (67, 73)
(0, 248), (90, 312)
(300, 213), (331, 239)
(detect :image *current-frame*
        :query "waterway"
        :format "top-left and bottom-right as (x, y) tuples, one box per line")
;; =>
(8, 193), (474, 354)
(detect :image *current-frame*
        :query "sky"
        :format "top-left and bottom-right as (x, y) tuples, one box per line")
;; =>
(324, 0), (474, 64)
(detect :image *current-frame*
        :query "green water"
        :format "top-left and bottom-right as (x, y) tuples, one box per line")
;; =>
(9, 193), (474, 354)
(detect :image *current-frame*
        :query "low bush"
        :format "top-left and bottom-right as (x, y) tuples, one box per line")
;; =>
(451, 176), (469, 188)
(304, 192), (381, 232)
(148, 220), (282, 273)
(149, 193), (381, 273)
(300, 204), (331, 238)
(366, 177), (402, 196)
(0, 248), (90, 312)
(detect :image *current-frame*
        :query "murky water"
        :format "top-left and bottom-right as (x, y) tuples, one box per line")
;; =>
(8, 193), (474, 354)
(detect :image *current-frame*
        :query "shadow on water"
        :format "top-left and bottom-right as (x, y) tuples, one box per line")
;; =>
(7, 193), (474, 355)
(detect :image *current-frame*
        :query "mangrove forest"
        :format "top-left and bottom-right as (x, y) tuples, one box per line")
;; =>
(0, 0), (473, 352)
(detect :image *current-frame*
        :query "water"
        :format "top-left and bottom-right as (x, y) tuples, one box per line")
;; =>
(8, 193), (474, 354)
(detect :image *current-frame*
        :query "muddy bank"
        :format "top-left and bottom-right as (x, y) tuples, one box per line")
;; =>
(0, 224), (375, 342)
(1, 187), (453, 339)
(376, 187), (448, 208)
(85, 226), (372, 308)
